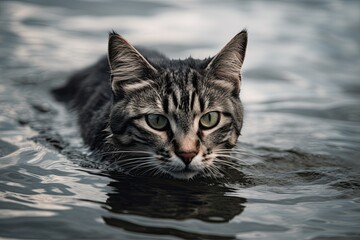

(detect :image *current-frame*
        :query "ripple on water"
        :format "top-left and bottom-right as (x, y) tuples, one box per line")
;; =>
(1, 0), (360, 239)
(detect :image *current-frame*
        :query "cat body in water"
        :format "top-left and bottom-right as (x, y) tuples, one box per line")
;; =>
(53, 30), (247, 179)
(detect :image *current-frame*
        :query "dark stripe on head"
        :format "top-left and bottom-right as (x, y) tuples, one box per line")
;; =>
(223, 112), (232, 118)
(199, 97), (205, 112)
(216, 122), (233, 133)
(192, 72), (199, 94)
(180, 93), (190, 112)
(212, 123), (233, 144)
(163, 97), (169, 113)
(165, 72), (173, 94)
(166, 128), (174, 143)
(132, 133), (150, 144)
(190, 91), (196, 111)
(216, 139), (236, 149)
(196, 130), (204, 142)
(172, 92), (178, 109)
(112, 77), (142, 86)
(134, 125), (158, 141)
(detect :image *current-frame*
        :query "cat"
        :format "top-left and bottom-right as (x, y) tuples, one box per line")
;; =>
(52, 30), (247, 179)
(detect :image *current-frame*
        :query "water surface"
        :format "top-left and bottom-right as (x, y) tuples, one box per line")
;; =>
(0, 0), (360, 239)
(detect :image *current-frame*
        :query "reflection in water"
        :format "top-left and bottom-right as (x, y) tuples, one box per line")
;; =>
(101, 175), (246, 239)
(105, 176), (246, 222)
(0, 0), (360, 239)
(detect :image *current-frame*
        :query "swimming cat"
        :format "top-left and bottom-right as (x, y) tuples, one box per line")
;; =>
(53, 30), (247, 179)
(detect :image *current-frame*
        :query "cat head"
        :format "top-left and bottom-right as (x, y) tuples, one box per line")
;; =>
(107, 30), (247, 179)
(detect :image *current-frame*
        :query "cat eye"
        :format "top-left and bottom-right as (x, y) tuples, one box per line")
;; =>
(199, 111), (220, 129)
(146, 114), (169, 131)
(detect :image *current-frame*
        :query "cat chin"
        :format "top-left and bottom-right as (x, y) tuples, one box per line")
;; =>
(166, 170), (199, 180)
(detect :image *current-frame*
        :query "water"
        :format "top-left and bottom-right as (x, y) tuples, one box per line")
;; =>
(1, 0), (360, 239)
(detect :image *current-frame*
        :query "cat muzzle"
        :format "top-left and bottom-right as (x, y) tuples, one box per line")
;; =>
(176, 151), (197, 165)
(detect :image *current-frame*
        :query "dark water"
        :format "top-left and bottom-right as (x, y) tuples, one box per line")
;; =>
(1, 0), (360, 239)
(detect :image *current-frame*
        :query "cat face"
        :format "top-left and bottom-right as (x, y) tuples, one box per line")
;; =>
(107, 31), (247, 179)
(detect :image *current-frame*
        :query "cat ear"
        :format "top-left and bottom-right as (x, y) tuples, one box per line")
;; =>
(206, 30), (247, 93)
(108, 32), (157, 93)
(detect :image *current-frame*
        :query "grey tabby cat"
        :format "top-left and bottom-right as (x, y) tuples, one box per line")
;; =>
(53, 30), (247, 179)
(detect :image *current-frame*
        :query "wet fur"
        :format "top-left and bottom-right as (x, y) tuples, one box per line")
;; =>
(53, 31), (247, 179)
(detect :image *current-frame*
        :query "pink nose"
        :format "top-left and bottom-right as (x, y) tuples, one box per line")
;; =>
(176, 151), (197, 165)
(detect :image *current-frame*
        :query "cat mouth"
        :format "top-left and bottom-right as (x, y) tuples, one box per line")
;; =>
(172, 167), (196, 173)
(165, 167), (199, 179)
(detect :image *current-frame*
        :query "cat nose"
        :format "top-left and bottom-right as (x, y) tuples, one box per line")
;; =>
(176, 151), (197, 165)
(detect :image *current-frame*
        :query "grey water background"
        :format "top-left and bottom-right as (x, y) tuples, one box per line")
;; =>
(0, 0), (360, 239)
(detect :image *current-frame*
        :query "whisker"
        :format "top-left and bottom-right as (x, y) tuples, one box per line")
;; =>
(152, 167), (166, 177)
(126, 162), (156, 174)
(209, 165), (222, 179)
(118, 159), (154, 169)
(215, 147), (258, 152)
(145, 167), (157, 176)
(105, 156), (153, 168)
(214, 149), (261, 158)
(119, 156), (154, 162)
(203, 164), (220, 179)
(200, 167), (210, 178)
(141, 164), (162, 176)
(123, 157), (154, 168)
(213, 154), (251, 165)
(205, 166), (216, 179)
(97, 150), (153, 156)
(213, 160), (242, 172)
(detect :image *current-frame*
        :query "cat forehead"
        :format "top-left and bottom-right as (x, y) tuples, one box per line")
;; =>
(122, 62), (234, 115)
(161, 68), (201, 88)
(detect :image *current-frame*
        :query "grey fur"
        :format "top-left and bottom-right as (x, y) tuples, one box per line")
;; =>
(53, 30), (248, 179)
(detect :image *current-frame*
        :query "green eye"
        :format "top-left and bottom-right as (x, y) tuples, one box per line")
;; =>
(200, 111), (220, 129)
(146, 114), (168, 131)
